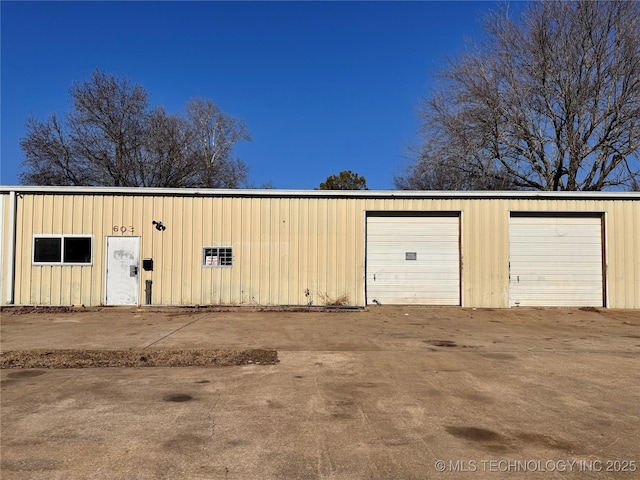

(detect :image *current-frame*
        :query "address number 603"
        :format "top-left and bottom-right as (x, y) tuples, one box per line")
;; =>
(113, 225), (135, 233)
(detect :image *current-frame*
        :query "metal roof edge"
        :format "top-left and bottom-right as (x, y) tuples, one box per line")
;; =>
(0, 185), (639, 200)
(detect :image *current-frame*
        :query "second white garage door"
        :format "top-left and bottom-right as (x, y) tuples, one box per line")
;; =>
(366, 215), (460, 305)
(509, 215), (604, 307)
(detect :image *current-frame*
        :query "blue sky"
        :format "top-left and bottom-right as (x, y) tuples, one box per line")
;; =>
(2, 1), (505, 190)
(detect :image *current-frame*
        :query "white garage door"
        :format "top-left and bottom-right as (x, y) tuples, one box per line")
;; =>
(509, 216), (604, 307)
(366, 215), (460, 305)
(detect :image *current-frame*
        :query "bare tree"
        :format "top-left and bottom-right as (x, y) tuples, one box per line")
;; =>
(20, 113), (91, 185)
(20, 70), (251, 188)
(141, 107), (196, 187)
(398, 1), (640, 191)
(185, 98), (251, 188)
(395, 143), (515, 190)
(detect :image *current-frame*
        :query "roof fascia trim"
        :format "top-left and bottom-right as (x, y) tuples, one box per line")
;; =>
(1, 186), (639, 200)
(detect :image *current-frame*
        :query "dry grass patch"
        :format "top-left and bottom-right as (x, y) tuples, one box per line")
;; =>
(0, 306), (85, 315)
(318, 293), (350, 306)
(0, 349), (278, 369)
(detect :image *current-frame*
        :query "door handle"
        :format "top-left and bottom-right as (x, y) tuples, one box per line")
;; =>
(130, 265), (139, 277)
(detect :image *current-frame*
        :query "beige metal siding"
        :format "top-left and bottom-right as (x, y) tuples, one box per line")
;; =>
(608, 199), (640, 308)
(463, 199), (510, 307)
(3, 190), (639, 308)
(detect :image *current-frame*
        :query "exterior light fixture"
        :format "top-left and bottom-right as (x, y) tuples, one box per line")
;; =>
(152, 220), (166, 231)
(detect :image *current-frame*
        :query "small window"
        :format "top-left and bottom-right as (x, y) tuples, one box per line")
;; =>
(34, 237), (62, 263)
(63, 237), (92, 263)
(33, 236), (92, 265)
(203, 247), (233, 267)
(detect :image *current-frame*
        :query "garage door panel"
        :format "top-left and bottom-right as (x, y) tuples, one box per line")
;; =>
(367, 244), (458, 252)
(384, 296), (458, 305)
(516, 288), (603, 296)
(512, 259), (602, 268)
(514, 293), (602, 307)
(512, 253), (600, 264)
(375, 287), (459, 299)
(369, 239), (457, 246)
(369, 260), (460, 269)
(513, 281), (602, 290)
(367, 215), (460, 305)
(510, 228), (600, 235)
(511, 241), (601, 250)
(375, 274), (458, 284)
(372, 269), (460, 278)
(377, 286), (460, 294)
(513, 273), (603, 281)
(513, 298), (600, 307)
(367, 250), (459, 257)
(509, 216), (603, 307)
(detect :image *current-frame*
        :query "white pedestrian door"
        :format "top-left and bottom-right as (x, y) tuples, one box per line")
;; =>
(509, 216), (604, 307)
(105, 236), (140, 305)
(366, 215), (460, 305)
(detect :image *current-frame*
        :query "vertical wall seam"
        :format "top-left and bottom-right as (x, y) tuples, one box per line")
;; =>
(0, 195), (4, 305)
(5, 191), (16, 304)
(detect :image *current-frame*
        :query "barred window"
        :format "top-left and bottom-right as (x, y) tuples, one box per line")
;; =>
(202, 247), (233, 267)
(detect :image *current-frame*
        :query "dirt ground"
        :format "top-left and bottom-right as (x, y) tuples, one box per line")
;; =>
(0, 348), (278, 368)
(1, 306), (639, 479)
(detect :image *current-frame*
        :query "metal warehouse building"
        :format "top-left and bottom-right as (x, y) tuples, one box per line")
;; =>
(1, 186), (638, 309)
